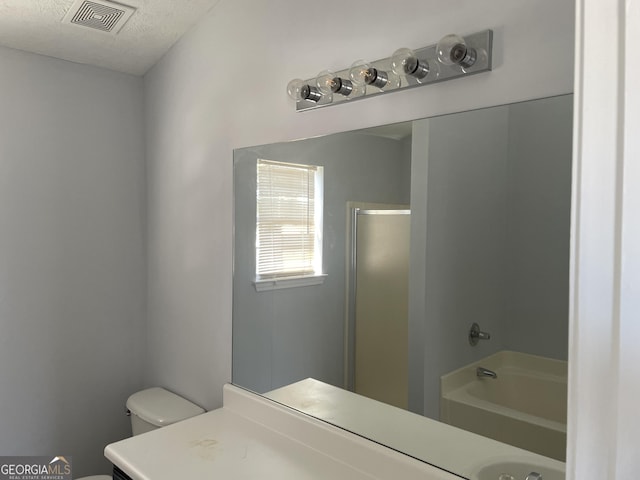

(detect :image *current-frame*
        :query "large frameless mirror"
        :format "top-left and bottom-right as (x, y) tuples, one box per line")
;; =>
(233, 94), (572, 480)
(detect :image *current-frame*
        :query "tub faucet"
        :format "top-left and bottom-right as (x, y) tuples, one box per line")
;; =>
(525, 473), (542, 480)
(476, 367), (497, 379)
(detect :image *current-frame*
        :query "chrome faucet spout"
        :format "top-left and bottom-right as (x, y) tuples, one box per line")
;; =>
(476, 367), (497, 379)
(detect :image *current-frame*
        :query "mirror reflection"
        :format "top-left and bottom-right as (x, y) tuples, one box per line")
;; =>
(233, 94), (572, 478)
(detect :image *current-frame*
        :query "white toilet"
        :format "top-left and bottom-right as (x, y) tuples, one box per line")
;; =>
(77, 387), (205, 480)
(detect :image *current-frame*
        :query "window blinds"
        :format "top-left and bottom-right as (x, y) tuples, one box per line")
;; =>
(256, 159), (323, 279)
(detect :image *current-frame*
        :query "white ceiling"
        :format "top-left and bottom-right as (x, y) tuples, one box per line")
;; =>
(0, 0), (221, 76)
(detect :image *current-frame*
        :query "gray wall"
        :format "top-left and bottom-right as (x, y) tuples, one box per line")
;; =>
(412, 106), (511, 418)
(0, 46), (146, 477)
(233, 132), (410, 393)
(505, 95), (573, 359)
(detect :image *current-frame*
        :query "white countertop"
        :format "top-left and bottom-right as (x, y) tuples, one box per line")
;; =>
(107, 407), (376, 479)
(105, 384), (457, 480)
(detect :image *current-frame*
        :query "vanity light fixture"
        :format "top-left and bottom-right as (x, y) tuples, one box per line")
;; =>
(287, 29), (493, 111)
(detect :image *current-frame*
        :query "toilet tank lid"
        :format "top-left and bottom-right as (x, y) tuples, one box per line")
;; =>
(126, 387), (205, 427)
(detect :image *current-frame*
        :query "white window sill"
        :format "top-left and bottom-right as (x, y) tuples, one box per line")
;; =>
(253, 274), (327, 292)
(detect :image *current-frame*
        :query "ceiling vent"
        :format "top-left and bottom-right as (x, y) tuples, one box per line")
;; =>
(62, 0), (136, 34)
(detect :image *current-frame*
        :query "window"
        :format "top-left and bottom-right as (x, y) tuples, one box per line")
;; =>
(255, 159), (324, 289)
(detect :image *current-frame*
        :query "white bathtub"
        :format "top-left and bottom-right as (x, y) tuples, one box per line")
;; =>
(440, 351), (567, 461)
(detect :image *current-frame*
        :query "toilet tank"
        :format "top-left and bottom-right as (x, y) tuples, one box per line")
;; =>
(126, 387), (205, 436)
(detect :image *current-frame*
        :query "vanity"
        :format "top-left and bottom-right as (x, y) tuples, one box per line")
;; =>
(105, 381), (563, 480)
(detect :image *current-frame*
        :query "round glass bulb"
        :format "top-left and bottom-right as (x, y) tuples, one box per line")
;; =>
(286, 78), (305, 101)
(287, 78), (326, 103)
(315, 70), (337, 95)
(436, 34), (468, 66)
(390, 47), (435, 84)
(349, 60), (372, 86)
(390, 48), (417, 77)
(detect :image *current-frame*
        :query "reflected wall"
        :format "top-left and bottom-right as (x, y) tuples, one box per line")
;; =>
(234, 132), (411, 393)
(411, 95), (572, 418)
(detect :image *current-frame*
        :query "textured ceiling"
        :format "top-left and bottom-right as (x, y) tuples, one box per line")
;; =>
(0, 0), (221, 75)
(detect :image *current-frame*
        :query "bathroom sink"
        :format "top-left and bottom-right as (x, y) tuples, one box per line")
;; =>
(473, 459), (564, 480)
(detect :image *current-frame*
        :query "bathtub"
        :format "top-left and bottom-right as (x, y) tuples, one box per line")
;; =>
(440, 351), (567, 461)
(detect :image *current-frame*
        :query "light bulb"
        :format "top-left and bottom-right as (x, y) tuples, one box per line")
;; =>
(315, 70), (336, 95)
(390, 47), (435, 83)
(286, 78), (305, 101)
(436, 34), (477, 68)
(349, 60), (400, 91)
(286, 78), (324, 103)
(349, 60), (371, 86)
(316, 70), (366, 99)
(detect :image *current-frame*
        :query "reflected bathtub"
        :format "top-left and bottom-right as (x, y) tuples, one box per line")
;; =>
(440, 351), (567, 461)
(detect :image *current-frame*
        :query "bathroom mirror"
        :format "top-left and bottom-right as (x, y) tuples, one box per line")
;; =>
(233, 94), (572, 479)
